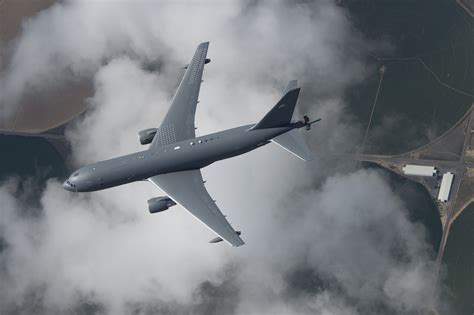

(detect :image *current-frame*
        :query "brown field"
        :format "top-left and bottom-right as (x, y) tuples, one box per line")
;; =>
(0, 0), (55, 42)
(1, 0), (90, 133)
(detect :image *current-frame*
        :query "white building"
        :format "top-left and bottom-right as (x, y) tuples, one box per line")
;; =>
(438, 172), (454, 202)
(402, 165), (437, 177)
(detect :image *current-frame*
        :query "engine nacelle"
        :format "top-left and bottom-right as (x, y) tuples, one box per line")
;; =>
(138, 128), (158, 145)
(148, 196), (176, 214)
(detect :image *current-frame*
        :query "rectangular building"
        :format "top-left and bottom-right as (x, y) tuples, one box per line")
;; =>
(402, 165), (437, 177)
(438, 172), (454, 202)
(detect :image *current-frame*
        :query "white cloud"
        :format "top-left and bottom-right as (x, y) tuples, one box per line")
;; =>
(0, 0), (444, 314)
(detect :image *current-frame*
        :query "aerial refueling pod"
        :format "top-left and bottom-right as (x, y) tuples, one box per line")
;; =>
(209, 231), (242, 244)
(148, 196), (176, 213)
(138, 128), (158, 145)
(182, 58), (211, 69)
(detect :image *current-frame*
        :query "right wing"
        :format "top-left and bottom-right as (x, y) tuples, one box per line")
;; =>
(148, 170), (245, 247)
(151, 42), (209, 148)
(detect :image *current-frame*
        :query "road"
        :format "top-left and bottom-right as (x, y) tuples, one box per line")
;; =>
(356, 104), (474, 290)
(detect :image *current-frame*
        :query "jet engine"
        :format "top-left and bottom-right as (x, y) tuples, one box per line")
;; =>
(148, 196), (176, 213)
(138, 128), (158, 145)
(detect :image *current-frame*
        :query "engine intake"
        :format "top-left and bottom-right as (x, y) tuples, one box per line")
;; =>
(138, 128), (158, 145)
(148, 196), (176, 214)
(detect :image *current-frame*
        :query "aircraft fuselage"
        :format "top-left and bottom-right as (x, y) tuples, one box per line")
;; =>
(63, 124), (297, 192)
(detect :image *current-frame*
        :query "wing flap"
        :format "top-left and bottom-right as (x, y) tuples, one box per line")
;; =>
(148, 170), (245, 247)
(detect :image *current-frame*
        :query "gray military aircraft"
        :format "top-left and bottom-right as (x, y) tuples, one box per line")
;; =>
(63, 42), (319, 247)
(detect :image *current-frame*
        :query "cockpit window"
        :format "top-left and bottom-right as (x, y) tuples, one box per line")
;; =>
(73, 173), (79, 177)
(66, 180), (77, 188)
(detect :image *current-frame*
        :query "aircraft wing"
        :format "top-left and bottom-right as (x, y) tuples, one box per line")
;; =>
(151, 42), (209, 148)
(148, 170), (245, 247)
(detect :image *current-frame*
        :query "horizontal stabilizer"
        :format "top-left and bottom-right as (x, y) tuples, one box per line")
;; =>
(271, 129), (314, 161)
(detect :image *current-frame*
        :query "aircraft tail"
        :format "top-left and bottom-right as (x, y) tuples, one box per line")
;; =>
(252, 80), (300, 130)
(271, 129), (314, 161)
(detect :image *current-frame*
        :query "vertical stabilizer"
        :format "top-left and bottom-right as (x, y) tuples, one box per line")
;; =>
(281, 80), (298, 96)
(252, 81), (300, 129)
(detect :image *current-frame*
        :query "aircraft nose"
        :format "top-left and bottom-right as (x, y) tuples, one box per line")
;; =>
(62, 180), (74, 191)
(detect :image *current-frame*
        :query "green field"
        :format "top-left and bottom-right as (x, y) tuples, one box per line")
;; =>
(346, 0), (474, 154)
(345, 0), (474, 313)
(443, 204), (474, 315)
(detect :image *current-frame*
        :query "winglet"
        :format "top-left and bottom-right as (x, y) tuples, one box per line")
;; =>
(198, 41), (210, 49)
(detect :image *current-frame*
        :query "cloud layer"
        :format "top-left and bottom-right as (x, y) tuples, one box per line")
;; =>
(0, 1), (443, 314)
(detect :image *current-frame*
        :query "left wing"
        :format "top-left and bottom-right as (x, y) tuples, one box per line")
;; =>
(151, 42), (209, 148)
(148, 170), (245, 247)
